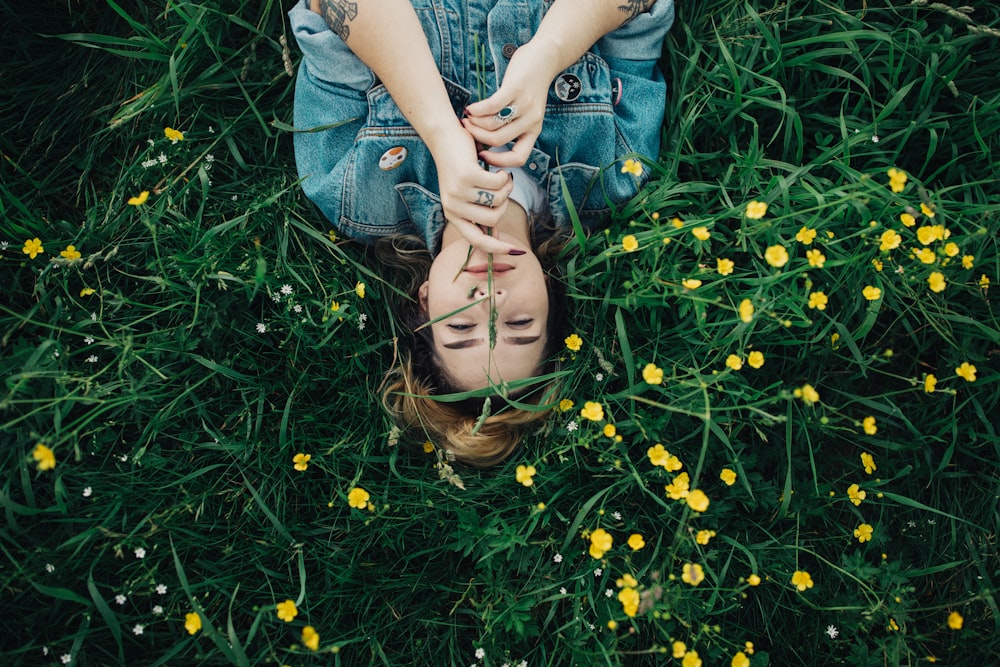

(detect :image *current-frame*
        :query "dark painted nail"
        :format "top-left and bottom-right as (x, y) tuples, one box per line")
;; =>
(509, 249), (527, 256)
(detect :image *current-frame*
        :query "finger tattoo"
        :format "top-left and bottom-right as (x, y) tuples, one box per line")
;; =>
(475, 191), (495, 207)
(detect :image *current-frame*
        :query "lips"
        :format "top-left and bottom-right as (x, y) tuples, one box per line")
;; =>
(464, 263), (514, 274)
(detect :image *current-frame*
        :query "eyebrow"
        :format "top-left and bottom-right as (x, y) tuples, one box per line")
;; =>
(442, 336), (541, 350)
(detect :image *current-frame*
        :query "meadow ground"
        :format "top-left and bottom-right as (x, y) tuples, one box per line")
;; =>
(1, 1), (998, 665)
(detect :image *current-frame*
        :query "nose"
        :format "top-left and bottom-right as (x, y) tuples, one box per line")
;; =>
(474, 286), (506, 302)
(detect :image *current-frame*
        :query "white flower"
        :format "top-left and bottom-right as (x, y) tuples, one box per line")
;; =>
(293, 304), (302, 314)
(120, 454), (128, 462)
(872, 135), (880, 143)
(906, 520), (917, 528)
(134, 547), (146, 559)
(825, 624), (839, 639)
(594, 568), (603, 577)
(90, 312), (97, 321)
(156, 583), (167, 594)
(83, 486), (92, 497)
(152, 605), (163, 615)
(61, 654), (72, 664)
(358, 313), (368, 330)
(45, 563), (55, 573)
(157, 152), (167, 164)
(205, 153), (215, 163)
(475, 648), (485, 659)
(272, 294), (282, 303)
(566, 421), (578, 433)
(256, 323), (266, 334)
(612, 511), (622, 520)
(595, 372), (604, 382)
(86, 355), (98, 363)
(280, 284), (293, 295)
(132, 624), (144, 636)
(115, 594), (127, 605)
(1, 241), (8, 251)
(83, 337), (94, 344)
(559, 587), (567, 595)
(605, 589), (614, 598)
(553, 553), (563, 563)
(518, 661), (528, 667)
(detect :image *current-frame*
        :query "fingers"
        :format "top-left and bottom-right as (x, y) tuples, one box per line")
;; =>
(449, 218), (524, 255)
(478, 139), (535, 169)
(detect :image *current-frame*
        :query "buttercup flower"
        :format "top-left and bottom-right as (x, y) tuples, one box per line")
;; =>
(915, 247), (936, 264)
(720, 468), (737, 486)
(60, 245), (82, 260)
(22, 238), (45, 259)
(920, 202), (936, 218)
(681, 562), (705, 586)
(854, 523), (874, 543)
(621, 158), (643, 176)
(887, 167), (907, 193)
(564, 333), (582, 351)
(665, 472), (690, 500)
(861, 452), (876, 475)
(795, 226), (817, 245)
(732, 651), (751, 667)
(558, 398), (574, 412)
(347, 487), (370, 509)
(618, 587), (640, 617)
(745, 200), (768, 219)
(943, 242), (960, 257)
(900, 212), (916, 227)
(726, 354), (743, 370)
(642, 363), (664, 385)
(692, 227), (711, 241)
(682, 651), (702, 667)
(127, 191), (150, 206)
(622, 235), (639, 252)
(682, 278), (702, 289)
(955, 362), (977, 382)
(580, 401), (604, 421)
(927, 272), (946, 293)
(806, 248), (826, 268)
(164, 127), (184, 142)
(739, 298), (754, 323)
(879, 230), (902, 252)
(673, 641), (687, 659)
(924, 374), (937, 393)
(747, 573), (761, 586)
(293, 453), (311, 471)
(808, 291), (828, 310)
(627, 533), (646, 550)
(686, 489), (710, 512)
(423, 440), (435, 453)
(184, 611), (202, 635)
(301, 625), (320, 651)
(695, 530), (716, 545)
(947, 611), (963, 630)
(602, 424), (617, 438)
(647, 444), (682, 471)
(862, 416), (877, 435)
(515, 464), (537, 487)
(847, 483), (866, 506)
(32, 444), (56, 471)
(791, 570), (814, 591)
(764, 244), (789, 268)
(747, 351), (764, 368)
(862, 285), (882, 301)
(589, 528), (613, 559)
(276, 599), (298, 622)
(962, 254), (974, 269)
(794, 384), (820, 405)
(355, 281), (366, 298)
(717, 258), (734, 275)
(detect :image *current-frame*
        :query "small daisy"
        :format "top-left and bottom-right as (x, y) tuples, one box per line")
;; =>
(119, 454), (128, 462)
(358, 313), (368, 330)
(293, 304), (303, 314)
(280, 284), (293, 295)
(83, 487), (92, 497)
(115, 594), (127, 605)
(553, 553), (563, 563)
(612, 511), (622, 520)
(872, 135), (880, 143)
(272, 293), (282, 303)
(90, 312), (97, 321)
(83, 336), (94, 344)
(826, 625), (839, 639)
(156, 583), (168, 595)
(605, 589), (614, 598)
(559, 587), (567, 595)
(86, 355), (98, 363)
(475, 648), (485, 660)
(205, 153), (215, 163)
(157, 152), (167, 164)
(566, 421), (578, 433)
(132, 624), (144, 636)
(45, 563), (55, 573)
(594, 568), (603, 577)
(0, 241), (8, 251)
(152, 605), (163, 615)
(595, 372), (604, 382)
(134, 547), (146, 559)
(256, 323), (266, 334)
(61, 654), (72, 664)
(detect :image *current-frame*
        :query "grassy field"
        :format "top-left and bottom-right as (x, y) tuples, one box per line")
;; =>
(2, 1), (998, 665)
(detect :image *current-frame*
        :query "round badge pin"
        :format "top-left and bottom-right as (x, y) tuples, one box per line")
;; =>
(378, 146), (407, 171)
(553, 73), (582, 102)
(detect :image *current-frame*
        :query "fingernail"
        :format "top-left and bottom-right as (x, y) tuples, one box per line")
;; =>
(508, 249), (527, 256)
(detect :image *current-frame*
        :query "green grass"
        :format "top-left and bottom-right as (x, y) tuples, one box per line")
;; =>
(2, 1), (998, 665)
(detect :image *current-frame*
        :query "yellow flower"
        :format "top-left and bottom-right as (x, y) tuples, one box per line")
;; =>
(293, 453), (311, 471)
(924, 374), (937, 393)
(671, 217), (684, 228)
(861, 452), (877, 475)
(887, 167), (907, 193)
(681, 562), (705, 586)
(22, 238), (45, 259)
(917, 225), (940, 245)
(920, 202), (935, 218)
(900, 212), (916, 227)
(872, 258), (884, 272)
(915, 247), (936, 264)
(695, 530), (716, 545)
(618, 587), (640, 617)
(347, 487), (370, 509)
(164, 127), (185, 142)
(978, 274), (990, 288)
(330, 300), (341, 313)
(515, 464), (537, 486)
(725, 354), (743, 370)
(80, 287), (96, 296)
(747, 351), (764, 369)
(422, 440), (435, 453)
(720, 468), (737, 486)
(764, 244), (789, 268)
(621, 158), (643, 176)
(647, 444), (682, 471)
(747, 573), (761, 586)
(32, 444), (56, 471)
(806, 248), (826, 268)
(607, 619), (618, 631)
(847, 483), (866, 506)
(589, 528), (613, 559)
(854, 523), (874, 543)
(744, 641), (755, 655)
(879, 230), (902, 252)
(672, 641), (687, 659)
(616, 573), (639, 588)
(686, 489), (710, 512)
(862, 285), (882, 301)
(794, 383), (820, 405)
(927, 272), (946, 293)
(862, 416), (877, 435)
(276, 599), (298, 622)
(627, 533), (646, 551)
(580, 401), (604, 421)
(807, 291), (828, 310)
(602, 424), (617, 438)
(739, 298), (754, 323)
(955, 362), (977, 382)
(682, 278), (702, 290)
(665, 472), (690, 500)
(795, 226), (817, 245)
(947, 611), (963, 630)
(731, 651), (751, 667)
(127, 190), (150, 206)
(642, 363), (664, 385)
(962, 255), (974, 269)
(564, 333), (582, 352)
(692, 226), (711, 241)
(301, 625), (320, 651)
(184, 612), (202, 635)
(355, 281), (366, 298)
(943, 242), (959, 257)
(558, 398), (574, 412)
(717, 258), (734, 275)
(621, 235), (639, 252)
(745, 200), (768, 219)
(60, 245), (82, 260)
(790, 570), (814, 591)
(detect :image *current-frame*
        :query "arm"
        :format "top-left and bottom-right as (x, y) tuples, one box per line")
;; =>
(313, 0), (518, 254)
(464, 0), (656, 168)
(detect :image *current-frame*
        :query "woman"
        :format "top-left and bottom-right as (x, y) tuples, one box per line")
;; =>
(290, 0), (673, 465)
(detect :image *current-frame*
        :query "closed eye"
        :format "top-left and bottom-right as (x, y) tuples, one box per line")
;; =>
(507, 319), (534, 328)
(447, 323), (475, 331)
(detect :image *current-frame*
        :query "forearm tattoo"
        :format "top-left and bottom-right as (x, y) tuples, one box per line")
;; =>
(617, 0), (654, 26)
(319, 0), (358, 42)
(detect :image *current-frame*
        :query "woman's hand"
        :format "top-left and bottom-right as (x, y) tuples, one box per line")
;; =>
(462, 41), (552, 169)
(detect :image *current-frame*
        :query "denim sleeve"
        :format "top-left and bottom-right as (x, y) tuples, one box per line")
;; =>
(596, 0), (675, 61)
(288, 0), (375, 91)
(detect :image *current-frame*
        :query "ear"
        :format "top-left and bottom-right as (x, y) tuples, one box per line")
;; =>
(418, 280), (429, 316)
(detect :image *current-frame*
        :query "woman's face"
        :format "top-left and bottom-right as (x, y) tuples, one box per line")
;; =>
(420, 238), (550, 391)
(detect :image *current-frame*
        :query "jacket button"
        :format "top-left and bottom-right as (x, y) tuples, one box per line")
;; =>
(501, 43), (517, 58)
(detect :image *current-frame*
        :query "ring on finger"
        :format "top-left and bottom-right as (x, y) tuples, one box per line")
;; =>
(493, 104), (518, 124)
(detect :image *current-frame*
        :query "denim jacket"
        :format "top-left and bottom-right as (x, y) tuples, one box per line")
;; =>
(290, 0), (674, 251)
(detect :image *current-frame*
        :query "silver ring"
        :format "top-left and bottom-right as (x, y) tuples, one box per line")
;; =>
(493, 104), (518, 124)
